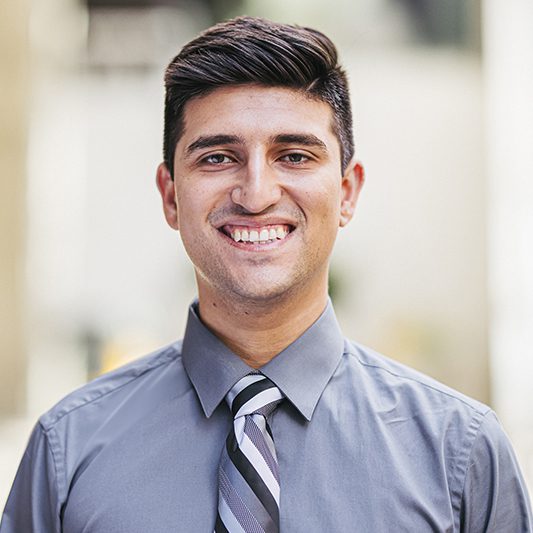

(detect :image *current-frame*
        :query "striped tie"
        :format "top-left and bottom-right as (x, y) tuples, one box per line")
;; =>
(215, 374), (284, 533)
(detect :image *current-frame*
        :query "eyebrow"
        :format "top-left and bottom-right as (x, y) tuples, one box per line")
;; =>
(271, 133), (328, 153)
(184, 132), (329, 157)
(185, 134), (245, 156)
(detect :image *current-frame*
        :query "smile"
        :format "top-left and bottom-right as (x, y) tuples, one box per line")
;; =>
(220, 224), (292, 244)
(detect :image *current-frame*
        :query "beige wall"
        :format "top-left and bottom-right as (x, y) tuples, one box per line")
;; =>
(484, 0), (533, 489)
(0, 1), (29, 415)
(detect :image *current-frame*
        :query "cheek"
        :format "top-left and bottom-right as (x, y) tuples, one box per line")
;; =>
(295, 178), (342, 218)
(176, 182), (208, 219)
(176, 181), (231, 237)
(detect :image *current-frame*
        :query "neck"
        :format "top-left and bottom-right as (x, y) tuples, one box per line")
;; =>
(197, 283), (329, 368)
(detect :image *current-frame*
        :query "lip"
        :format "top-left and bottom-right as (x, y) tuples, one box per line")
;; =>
(214, 216), (297, 230)
(214, 215), (297, 247)
(216, 224), (295, 251)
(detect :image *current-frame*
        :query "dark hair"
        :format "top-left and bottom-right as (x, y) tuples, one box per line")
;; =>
(163, 16), (354, 177)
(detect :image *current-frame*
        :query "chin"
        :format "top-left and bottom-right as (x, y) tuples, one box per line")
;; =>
(230, 283), (293, 304)
(197, 259), (323, 305)
(215, 275), (299, 305)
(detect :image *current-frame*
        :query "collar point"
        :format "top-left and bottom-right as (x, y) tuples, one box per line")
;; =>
(297, 404), (315, 422)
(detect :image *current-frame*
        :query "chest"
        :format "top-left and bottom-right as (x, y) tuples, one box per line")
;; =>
(61, 408), (457, 532)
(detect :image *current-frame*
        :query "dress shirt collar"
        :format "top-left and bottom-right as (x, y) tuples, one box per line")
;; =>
(182, 299), (345, 421)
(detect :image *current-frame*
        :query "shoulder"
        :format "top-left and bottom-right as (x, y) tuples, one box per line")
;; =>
(12, 342), (190, 514)
(340, 338), (496, 476)
(337, 340), (532, 528)
(39, 341), (185, 432)
(343, 338), (491, 418)
(341, 340), (514, 518)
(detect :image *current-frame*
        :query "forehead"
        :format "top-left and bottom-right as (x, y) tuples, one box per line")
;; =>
(178, 85), (338, 147)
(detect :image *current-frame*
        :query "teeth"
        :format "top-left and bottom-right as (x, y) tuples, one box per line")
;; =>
(229, 225), (290, 243)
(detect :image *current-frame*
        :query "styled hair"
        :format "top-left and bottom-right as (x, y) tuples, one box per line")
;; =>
(163, 16), (354, 177)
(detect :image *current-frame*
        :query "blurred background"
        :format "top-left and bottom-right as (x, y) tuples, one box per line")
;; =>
(1, 0), (532, 505)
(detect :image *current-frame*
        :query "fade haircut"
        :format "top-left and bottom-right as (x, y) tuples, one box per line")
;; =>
(163, 16), (354, 177)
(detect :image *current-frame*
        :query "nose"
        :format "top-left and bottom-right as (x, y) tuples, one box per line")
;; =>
(230, 155), (282, 213)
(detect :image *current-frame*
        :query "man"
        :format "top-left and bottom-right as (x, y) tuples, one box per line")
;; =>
(2, 16), (531, 533)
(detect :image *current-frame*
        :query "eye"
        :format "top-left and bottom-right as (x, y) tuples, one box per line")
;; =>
(201, 153), (234, 165)
(280, 152), (310, 164)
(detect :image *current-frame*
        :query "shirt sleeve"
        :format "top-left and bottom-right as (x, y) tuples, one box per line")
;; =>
(460, 410), (533, 532)
(0, 422), (62, 533)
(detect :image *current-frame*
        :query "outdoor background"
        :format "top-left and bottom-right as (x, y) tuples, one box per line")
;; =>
(1, 0), (532, 505)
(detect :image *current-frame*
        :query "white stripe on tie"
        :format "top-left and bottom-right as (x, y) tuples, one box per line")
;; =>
(226, 374), (265, 406)
(239, 430), (280, 503)
(234, 387), (284, 418)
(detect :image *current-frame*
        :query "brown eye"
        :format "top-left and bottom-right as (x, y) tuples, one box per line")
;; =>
(203, 154), (233, 164)
(281, 153), (309, 164)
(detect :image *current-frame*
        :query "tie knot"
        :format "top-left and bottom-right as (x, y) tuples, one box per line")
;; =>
(226, 374), (284, 419)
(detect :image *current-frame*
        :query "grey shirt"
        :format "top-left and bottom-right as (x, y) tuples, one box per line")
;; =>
(2, 301), (532, 532)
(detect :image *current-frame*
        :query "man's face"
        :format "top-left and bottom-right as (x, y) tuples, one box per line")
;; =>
(157, 85), (363, 305)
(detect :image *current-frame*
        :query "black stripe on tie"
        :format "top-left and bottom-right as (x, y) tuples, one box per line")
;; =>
(265, 422), (274, 441)
(232, 378), (276, 416)
(214, 512), (229, 533)
(226, 431), (280, 525)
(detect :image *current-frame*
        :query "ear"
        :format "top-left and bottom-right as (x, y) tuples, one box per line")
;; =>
(156, 162), (180, 230)
(339, 159), (364, 227)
